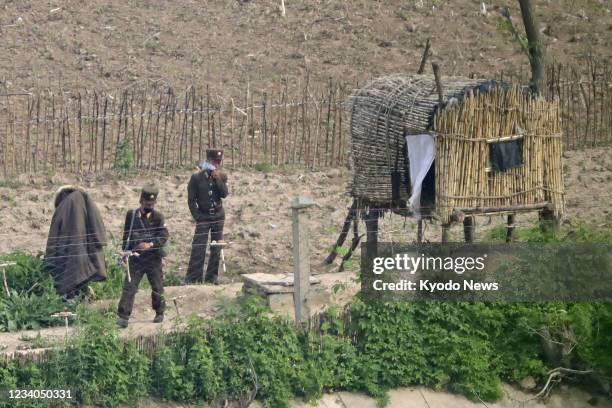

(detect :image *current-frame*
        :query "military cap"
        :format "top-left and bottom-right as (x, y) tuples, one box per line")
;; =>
(140, 184), (159, 202)
(206, 149), (223, 161)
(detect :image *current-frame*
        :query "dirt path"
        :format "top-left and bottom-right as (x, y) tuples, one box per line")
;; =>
(133, 384), (612, 408)
(0, 271), (358, 355)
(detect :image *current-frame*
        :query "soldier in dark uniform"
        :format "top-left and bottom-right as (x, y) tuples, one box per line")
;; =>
(185, 149), (228, 284)
(117, 184), (169, 328)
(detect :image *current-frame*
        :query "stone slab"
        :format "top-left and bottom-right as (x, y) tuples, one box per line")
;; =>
(242, 272), (321, 295)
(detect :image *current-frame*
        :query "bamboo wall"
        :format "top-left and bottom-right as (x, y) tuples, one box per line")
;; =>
(434, 86), (564, 223)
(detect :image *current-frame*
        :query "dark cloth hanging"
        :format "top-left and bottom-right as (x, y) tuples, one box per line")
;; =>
(44, 188), (107, 296)
(489, 140), (523, 172)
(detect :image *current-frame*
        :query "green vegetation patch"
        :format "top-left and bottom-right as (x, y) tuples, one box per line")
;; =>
(2, 296), (611, 407)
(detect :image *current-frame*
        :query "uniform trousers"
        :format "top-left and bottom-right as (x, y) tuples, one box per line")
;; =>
(185, 217), (224, 283)
(117, 255), (165, 319)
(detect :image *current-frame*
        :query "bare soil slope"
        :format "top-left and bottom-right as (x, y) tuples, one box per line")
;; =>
(1, 0), (610, 93)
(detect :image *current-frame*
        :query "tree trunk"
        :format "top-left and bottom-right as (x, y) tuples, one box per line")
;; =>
(518, 0), (546, 95)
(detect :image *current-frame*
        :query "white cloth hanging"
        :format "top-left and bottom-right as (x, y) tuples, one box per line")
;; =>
(406, 134), (435, 219)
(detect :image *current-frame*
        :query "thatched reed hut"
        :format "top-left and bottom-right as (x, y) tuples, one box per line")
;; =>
(325, 74), (564, 263)
(347, 73), (564, 224)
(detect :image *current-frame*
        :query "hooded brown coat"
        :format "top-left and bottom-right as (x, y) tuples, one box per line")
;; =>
(44, 188), (107, 296)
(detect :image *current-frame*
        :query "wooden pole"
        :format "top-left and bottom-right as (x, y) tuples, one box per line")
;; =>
(417, 38), (431, 75)
(198, 91), (204, 161)
(34, 95), (40, 173)
(207, 85), (212, 148)
(281, 81), (288, 165)
(325, 200), (357, 264)
(77, 93), (82, 173)
(0, 262), (16, 298)
(330, 83), (337, 167)
(506, 214), (515, 243)
(101, 97), (107, 170)
(463, 216), (474, 243)
(190, 87), (196, 165)
(218, 94), (223, 153)
(337, 85), (344, 166)
(51, 95), (56, 171)
(24, 98), (32, 172)
(262, 92), (268, 163)
(274, 87), (281, 165)
(432, 63), (444, 105)
(417, 219), (423, 243)
(441, 224), (450, 243)
(291, 196), (315, 326)
(249, 88), (255, 166)
(230, 99), (235, 167)
(91, 92), (97, 171)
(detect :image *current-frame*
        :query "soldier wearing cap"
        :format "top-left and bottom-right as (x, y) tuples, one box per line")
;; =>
(185, 149), (228, 284)
(117, 184), (169, 328)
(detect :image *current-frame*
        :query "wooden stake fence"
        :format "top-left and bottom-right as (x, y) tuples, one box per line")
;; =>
(500, 57), (611, 149)
(0, 80), (349, 177)
(0, 58), (609, 179)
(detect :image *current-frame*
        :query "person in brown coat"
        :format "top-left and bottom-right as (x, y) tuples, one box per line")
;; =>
(44, 185), (107, 299)
(185, 149), (228, 284)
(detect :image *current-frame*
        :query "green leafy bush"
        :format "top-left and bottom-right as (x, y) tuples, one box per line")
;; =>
(487, 220), (612, 243)
(2, 292), (611, 407)
(0, 251), (74, 332)
(254, 162), (274, 172)
(151, 319), (219, 401)
(113, 137), (134, 175)
(0, 307), (149, 408)
(203, 296), (306, 407)
(66, 313), (149, 406)
(0, 250), (125, 331)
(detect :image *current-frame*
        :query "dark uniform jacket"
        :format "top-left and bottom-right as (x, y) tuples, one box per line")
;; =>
(187, 170), (228, 221)
(122, 209), (169, 258)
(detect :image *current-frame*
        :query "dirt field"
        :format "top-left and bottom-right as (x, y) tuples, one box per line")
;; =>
(0, 145), (608, 353)
(0, 147), (610, 283)
(1, 0), (610, 94)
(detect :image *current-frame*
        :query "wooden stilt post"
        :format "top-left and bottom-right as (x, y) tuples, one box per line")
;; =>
(325, 200), (357, 264)
(441, 224), (450, 243)
(417, 219), (424, 243)
(339, 229), (364, 272)
(364, 209), (379, 259)
(538, 207), (558, 234)
(506, 214), (515, 243)
(463, 216), (474, 243)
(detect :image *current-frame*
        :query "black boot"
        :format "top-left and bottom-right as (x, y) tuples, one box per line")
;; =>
(117, 316), (129, 328)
